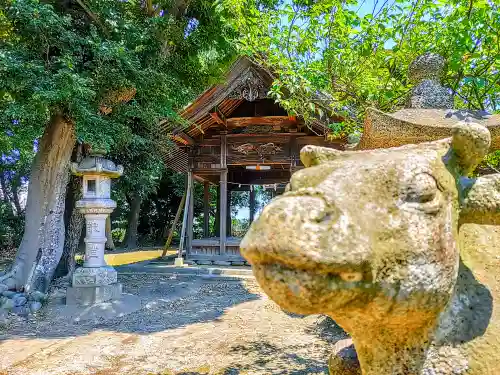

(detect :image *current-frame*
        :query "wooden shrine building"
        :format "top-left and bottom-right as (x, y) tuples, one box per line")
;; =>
(162, 57), (345, 264)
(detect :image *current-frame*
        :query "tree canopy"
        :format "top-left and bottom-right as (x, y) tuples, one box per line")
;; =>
(0, 0), (238, 289)
(219, 0), (500, 136)
(1, 0), (237, 149)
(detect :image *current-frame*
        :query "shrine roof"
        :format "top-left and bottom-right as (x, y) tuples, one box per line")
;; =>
(161, 56), (343, 173)
(161, 56), (336, 142)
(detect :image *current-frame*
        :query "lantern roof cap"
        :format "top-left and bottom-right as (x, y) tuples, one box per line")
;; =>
(71, 150), (123, 178)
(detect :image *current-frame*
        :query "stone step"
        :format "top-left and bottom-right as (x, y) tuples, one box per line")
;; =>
(116, 264), (254, 279)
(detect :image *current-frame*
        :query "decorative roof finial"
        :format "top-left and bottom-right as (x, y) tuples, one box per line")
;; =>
(407, 53), (453, 109)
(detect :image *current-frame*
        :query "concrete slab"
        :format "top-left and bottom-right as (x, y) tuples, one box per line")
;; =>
(56, 293), (142, 322)
(66, 283), (122, 306)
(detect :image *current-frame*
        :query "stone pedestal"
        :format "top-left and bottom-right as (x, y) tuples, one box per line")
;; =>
(66, 284), (122, 306)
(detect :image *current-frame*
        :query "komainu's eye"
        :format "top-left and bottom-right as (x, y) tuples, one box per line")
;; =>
(406, 173), (438, 203)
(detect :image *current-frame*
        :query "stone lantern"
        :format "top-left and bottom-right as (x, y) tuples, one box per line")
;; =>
(66, 150), (124, 306)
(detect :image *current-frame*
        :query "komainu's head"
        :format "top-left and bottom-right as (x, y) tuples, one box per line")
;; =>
(240, 122), (500, 374)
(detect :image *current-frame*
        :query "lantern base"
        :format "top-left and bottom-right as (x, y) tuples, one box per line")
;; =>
(66, 283), (122, 306)
(72, 265), (118, 286)
(67, 266), (121, 306)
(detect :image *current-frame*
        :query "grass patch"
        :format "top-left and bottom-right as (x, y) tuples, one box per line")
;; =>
(76, 249), (177, 266)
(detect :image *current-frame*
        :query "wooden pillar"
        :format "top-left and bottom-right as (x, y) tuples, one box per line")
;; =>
(249, 187), (255, 223)
(178, 173), (192, 258)
(226, 188), (232, 237)
(203, 181), (210, 237)
(220, 172), (227, 254)
(220, 131), (227, 255)
(215, 186), (220, 236)
(186, 170), (194, 256)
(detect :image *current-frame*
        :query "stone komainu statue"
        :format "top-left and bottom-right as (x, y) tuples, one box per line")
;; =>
(240, 121), (500, 374)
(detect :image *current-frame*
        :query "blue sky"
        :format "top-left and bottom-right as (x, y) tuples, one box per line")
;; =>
(354, 0), (385, 17)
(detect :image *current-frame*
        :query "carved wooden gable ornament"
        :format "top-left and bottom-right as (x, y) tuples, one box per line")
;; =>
(232, 142), (283, 159)
(227, 67), (268, 102)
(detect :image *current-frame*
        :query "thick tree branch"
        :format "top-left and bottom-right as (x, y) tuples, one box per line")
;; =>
(467, 0), (474, 19)
(75, 0), (111, 37)
(146, 0), (154, 16)
(286, 9), (299, 60)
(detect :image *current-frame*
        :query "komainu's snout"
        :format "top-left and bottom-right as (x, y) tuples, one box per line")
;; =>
(241, 121), (500, 374)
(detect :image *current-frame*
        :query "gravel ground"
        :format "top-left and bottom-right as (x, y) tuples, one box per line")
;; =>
(0, 274), (347, 375)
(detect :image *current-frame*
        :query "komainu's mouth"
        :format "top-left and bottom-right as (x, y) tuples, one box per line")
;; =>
(250, 262), (374, 315)
(251, 261), (373, 291)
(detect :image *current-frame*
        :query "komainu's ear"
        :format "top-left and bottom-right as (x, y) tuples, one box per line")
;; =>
(300, 145), (343, 167)
(451, 122), (491, 175)
(459, 174), (500, 226)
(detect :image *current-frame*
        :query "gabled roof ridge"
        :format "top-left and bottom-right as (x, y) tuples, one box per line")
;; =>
(179, 56), (273, 123)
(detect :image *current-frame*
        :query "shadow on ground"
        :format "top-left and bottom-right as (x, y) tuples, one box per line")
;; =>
(0, 274), (261, 340)
(167, 340), (329, 375)
(305, 315), (348, 343)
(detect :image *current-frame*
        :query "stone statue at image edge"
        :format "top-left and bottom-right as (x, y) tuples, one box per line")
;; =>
(240, 53), (500, 375)
(241, 122), (500, 375)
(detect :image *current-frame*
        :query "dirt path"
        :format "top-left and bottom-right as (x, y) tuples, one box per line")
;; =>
(0, 275), (346, 375)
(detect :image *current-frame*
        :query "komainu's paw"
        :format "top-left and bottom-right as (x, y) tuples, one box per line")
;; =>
(328, 339), (361, 375)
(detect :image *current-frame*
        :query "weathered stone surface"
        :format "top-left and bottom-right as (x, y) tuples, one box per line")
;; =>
(12, 295), (27, 307)
(241, 121), (500, 374)
(59, 293), (141, 322)
(66, 283), (122, 306)
(1, 298), (14, 311)
(2, 291), (16, 298)
(213, 261), (231, 266)
(0, 309), (10, 327)
(3, 277), (16, 290)
(407, 53), (453, 109)
(72, 266), (117, 286)
(358, 53), (500, 151)
(29, 301), (43, 313)
(29, 291), (48, 302)
(358, 108), (500, 150)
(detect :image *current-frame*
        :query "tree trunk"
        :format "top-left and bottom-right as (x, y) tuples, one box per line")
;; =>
(7, 114), (76, 292)
(11, 183), (23, 216)
(0, 171), (12, 207)
(54, 144), (84, 280)
(123, 193), (142, 249)
(105, 216), (115, 250)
